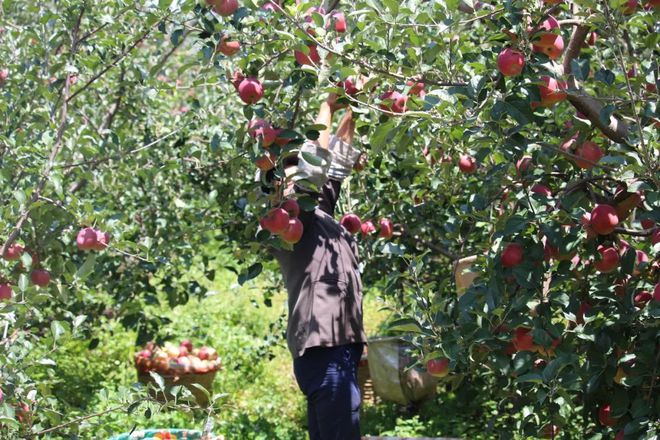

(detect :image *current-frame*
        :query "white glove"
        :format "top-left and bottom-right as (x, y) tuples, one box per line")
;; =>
(327, 135), (361, 181)
(290, 140), (333, 190)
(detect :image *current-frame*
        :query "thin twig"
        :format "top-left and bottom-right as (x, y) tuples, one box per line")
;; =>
(27, 402), (144, 438)
(613, 226), (656, 237)
(67, 19), (163, 103)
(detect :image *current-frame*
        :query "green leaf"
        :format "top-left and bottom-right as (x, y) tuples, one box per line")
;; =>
(149, 371), (165, 390)
(75, 254), (97, 281)
(301, 151), (326, 167)
(388, 318), (424, 333)
(51, 320), (65, 342)
(382, 0), (399, 16)
(238, 263), (263, 285)
(514, 373), (544, 384)
(599, 104), (616, 126)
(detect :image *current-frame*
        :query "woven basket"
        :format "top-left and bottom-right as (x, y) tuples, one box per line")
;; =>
(137, 370), (216, 407)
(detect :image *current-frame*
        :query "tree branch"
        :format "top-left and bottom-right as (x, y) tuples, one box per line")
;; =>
(563, 24), (629, 144)
(614, 226), (656, 237)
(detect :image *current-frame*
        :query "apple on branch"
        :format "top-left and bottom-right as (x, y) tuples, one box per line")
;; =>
(207, 0), (239, 16)
(426, 358), (450, 378)
(340, 214), (362, 234)
(237, 77), (264, 105)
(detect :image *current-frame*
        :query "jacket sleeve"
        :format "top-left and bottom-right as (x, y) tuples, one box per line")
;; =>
(318, 178), (342, 217)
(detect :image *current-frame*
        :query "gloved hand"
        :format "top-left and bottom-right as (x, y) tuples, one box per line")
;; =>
(327, 135), (361, 181)
(290, 140), (333, 190)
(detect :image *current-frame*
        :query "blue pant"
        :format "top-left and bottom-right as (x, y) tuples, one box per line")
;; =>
(293, 343), (364, 440)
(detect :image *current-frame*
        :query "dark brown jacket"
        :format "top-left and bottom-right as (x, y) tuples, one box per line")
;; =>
(271, 180), (367, 358)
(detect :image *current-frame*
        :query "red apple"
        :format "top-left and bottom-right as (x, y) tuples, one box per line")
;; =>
(340, 214), (362, 234)
(0, 283), (12, 301)
(535, 15), (560, 33)
(332, 11), (346, 33)
(281, 218), (304, 244)
(501, 243), (523, 268)
(294, 44), (321, 66)
(16, 402), (30, 424)
(426, 358), (450, 378)
(281, 199), (300, 218)
(3, 243), (24, 261)
(379, 218), (394, 239)
(208, 0), (239, 16)
(198, 346), (218, 361)
(497, 48), (525, 76)
(30, 269), (51, 287)
(406, 80), (426, 97)
(653, 229), (660, 245)
(516, 155), (533, 175)
(261, 208), (290, 234)
(458, 154), (476, 173)
(586, 31), (598, 46)
(532, 33), (565, 60)
(379, 91), (407, 113)
(653, 283), (659, 302)
(531, 183), (552, 197)
(534, 358), (548, 368)
(622, 0), (638, 14)
(512, 327), (536, 352)
(594, 245), (619, 273)
(255, 152), (276, 171)
(576, 301), (592, 325)
(77, 227), (98, 251)
(640, 219), (655, 229)
(598, 404), (618, 427)
(574, 141), (604, 169)
(361, 220), (376, 236)
(590, 204), (619, 235)
(180, 339), (193, 352)
(92, 230), (110, 251)
(231, 71), (245, 90)
(615, 430), (625, 440)
(237, 77), (264, 104)
(540, 424), (561, 439)
(217, 36), (240, 56)
(634, 290), (652, 308)
(0, 68), (8, 87)
(645, 0), (660, 9)
(538, 76), (567, 107)
(248, 119), (278, 147)
(339, 78), (359, 96)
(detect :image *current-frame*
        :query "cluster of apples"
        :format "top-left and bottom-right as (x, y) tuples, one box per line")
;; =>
(504, 327), (561, 357)
(1, 244), (51, 301)
(340, 214), (394, 239)
(76, 227), (111, 252)
(290, 5), (346, 66)
(260, 199), (304, 244)
(135, 340), (221, 375)
(378, 80), (425, 115)
(248, 118), (291, 171)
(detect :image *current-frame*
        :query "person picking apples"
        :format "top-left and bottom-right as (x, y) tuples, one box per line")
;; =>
(264, 93), (367, 440)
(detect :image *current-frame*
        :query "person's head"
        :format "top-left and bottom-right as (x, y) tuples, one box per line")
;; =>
(259, 153), (299, 196)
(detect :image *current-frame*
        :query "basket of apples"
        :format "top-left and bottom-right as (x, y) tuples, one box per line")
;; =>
(135, 340), (221, 406)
